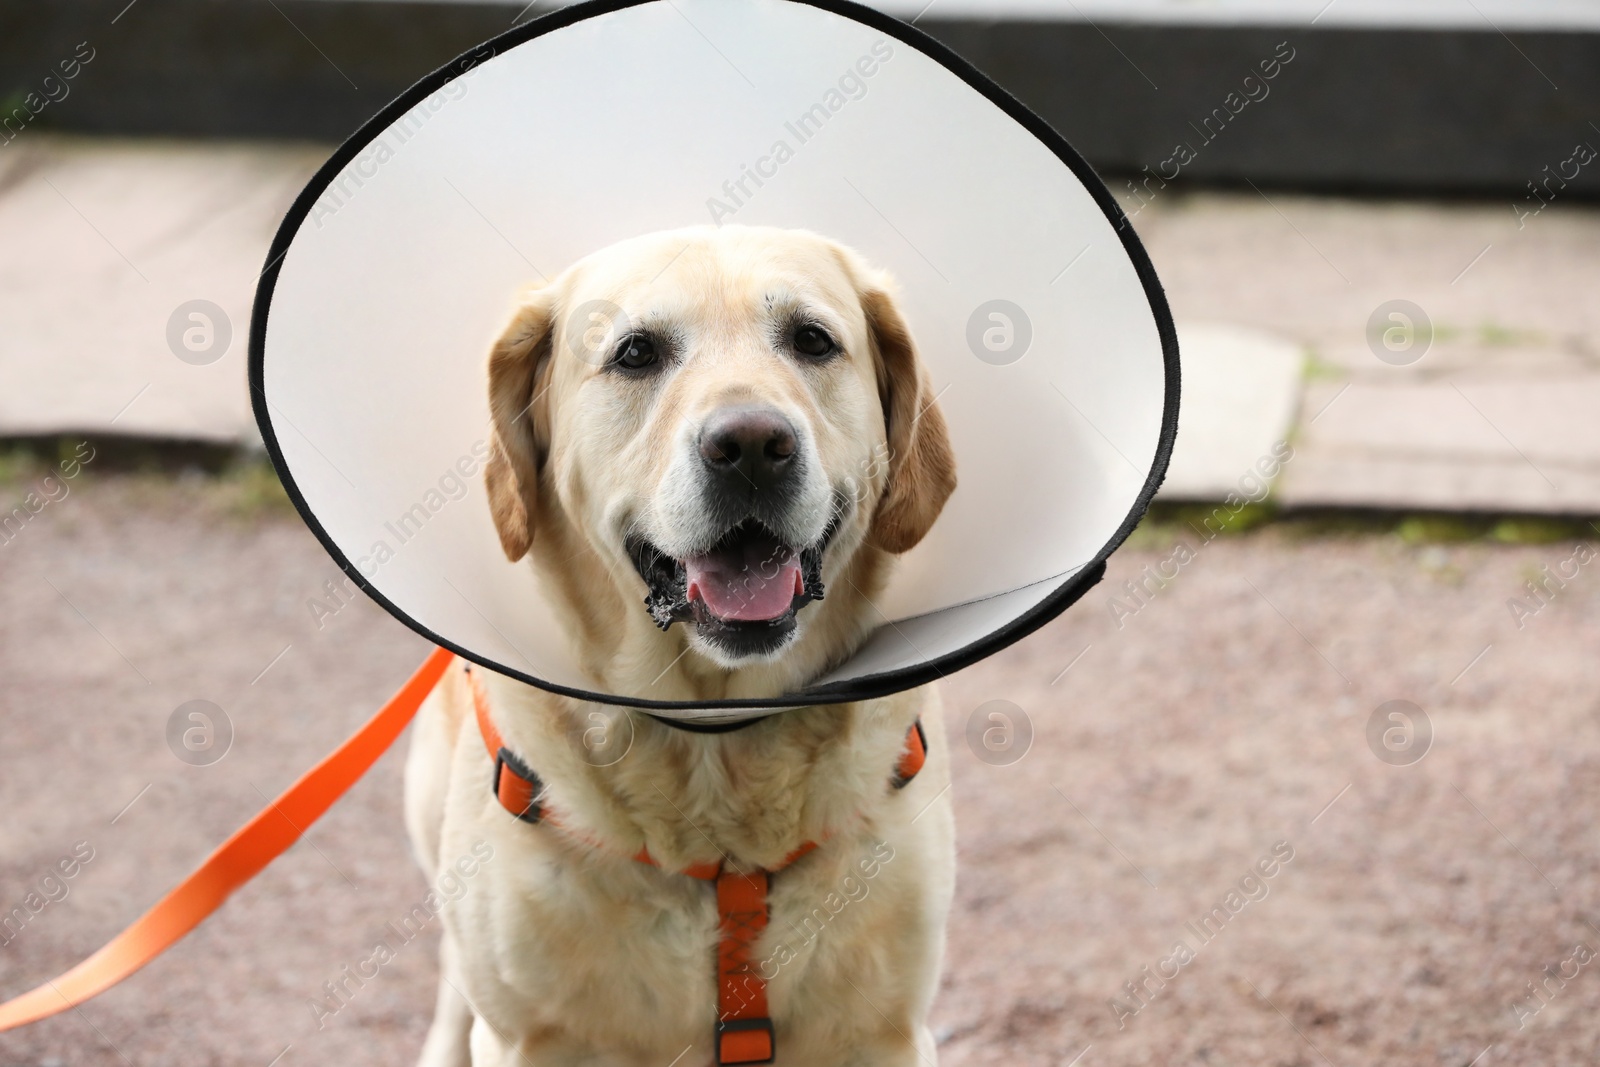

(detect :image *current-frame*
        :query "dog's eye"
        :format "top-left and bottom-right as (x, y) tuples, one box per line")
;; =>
(613, 335), (658, 371)
(792, 324), (835, 359)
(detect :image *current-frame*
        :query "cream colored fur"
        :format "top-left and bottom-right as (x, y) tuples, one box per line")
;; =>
(404, 227), (956, 1066)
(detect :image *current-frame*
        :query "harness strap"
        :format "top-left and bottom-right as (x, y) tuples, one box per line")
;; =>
(715, 869), (775, 1063)
(472, 675), (546, 824)
(467, 665), (926, 1066)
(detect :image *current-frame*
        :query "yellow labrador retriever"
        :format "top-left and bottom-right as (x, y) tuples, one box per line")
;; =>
(404, 225), (956, 1066)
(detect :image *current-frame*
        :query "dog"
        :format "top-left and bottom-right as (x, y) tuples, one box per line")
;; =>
(404, 225), (957, 1066)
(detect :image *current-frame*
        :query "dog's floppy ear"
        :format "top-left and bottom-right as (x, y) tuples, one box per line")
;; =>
(861, 280), (957, 554)
(485, 286), (558, 561)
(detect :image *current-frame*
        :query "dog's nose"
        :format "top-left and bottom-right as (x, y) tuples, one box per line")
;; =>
(698, 406), (798, 492)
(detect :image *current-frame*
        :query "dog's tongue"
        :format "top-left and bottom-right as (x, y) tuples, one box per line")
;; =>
(685, 533), (803, 622)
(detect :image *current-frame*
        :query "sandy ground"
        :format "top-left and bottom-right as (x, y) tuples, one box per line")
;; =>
(1, 471), (1598, 1067)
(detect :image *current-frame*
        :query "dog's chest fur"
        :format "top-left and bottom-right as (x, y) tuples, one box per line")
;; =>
(426, 673), (953, 1064)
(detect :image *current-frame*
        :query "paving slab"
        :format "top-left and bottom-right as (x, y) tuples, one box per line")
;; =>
(1287, 375), (1600, 512)
(1127, 189), (1600, 514)
(1157, 321), (1303, 500)
(2, 136), (1308, 501)
(0, 136), (326, 443)
(6, 136), (1600, 515)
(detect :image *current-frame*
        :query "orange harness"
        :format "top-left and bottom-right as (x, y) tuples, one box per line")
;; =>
(466, 666), (927, 1066)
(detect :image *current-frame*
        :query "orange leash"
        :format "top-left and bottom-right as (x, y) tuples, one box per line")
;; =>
(0, 647), (455, 1033)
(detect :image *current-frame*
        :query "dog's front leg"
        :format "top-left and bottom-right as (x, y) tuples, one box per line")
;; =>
(843, 1024), (939, 1066)
(467, 1016), (513, 1066)
(415, 928), (474, 1067)
(468, 1014), (562, 1067)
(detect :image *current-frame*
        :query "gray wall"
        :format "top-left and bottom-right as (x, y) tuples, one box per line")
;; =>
(4, 0), (1598, 197)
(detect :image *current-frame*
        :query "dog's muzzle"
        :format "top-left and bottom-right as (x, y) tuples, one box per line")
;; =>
(626, 404), (843, 659)
(627, 516), (835, 653)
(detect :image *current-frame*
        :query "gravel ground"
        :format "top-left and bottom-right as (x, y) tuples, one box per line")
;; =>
(1, 470), (1598, 1067)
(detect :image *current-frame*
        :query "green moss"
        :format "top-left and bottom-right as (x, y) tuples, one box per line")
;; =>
(213, 456), (294, 519)
(1489, 516), (1595, 545)
(0, 445), (43, 489)
(1396, 514), (1489, 544)
(1211, 501), (1276, 534)
(0, 437), (296, 521)
(1124, 506), (1598, 548)
(1123, 507), (1191, 550)
(1477, 322), (1541, 347)
(1301, 348), (1346, 383)
(1149, 500), (1278, 540)
(1276, 511), (1397, 540)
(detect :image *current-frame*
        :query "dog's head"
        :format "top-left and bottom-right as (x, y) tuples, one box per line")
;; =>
(483, 225), (954, 693)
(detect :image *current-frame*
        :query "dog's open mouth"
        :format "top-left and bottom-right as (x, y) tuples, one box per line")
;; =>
(627, 519), (832, 657)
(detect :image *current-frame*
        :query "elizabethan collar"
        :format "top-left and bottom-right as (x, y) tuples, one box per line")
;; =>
(251, 0), (1179, 716)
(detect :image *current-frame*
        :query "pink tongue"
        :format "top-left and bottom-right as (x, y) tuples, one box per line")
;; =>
(685, 539), (804, 622)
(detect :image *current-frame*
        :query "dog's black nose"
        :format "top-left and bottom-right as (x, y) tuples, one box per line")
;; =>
(699, 406), (798, 492)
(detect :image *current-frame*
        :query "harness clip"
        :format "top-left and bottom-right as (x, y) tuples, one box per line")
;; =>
(716, 1016), (775, 1065)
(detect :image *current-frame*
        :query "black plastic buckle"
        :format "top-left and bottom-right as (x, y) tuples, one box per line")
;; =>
(715, 1016), (775, 1065)
(492, 747), (544, 824)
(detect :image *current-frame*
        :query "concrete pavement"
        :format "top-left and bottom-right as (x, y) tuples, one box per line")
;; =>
(3, 135), (1598, 514)
(1130, 188), (1600, 513)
